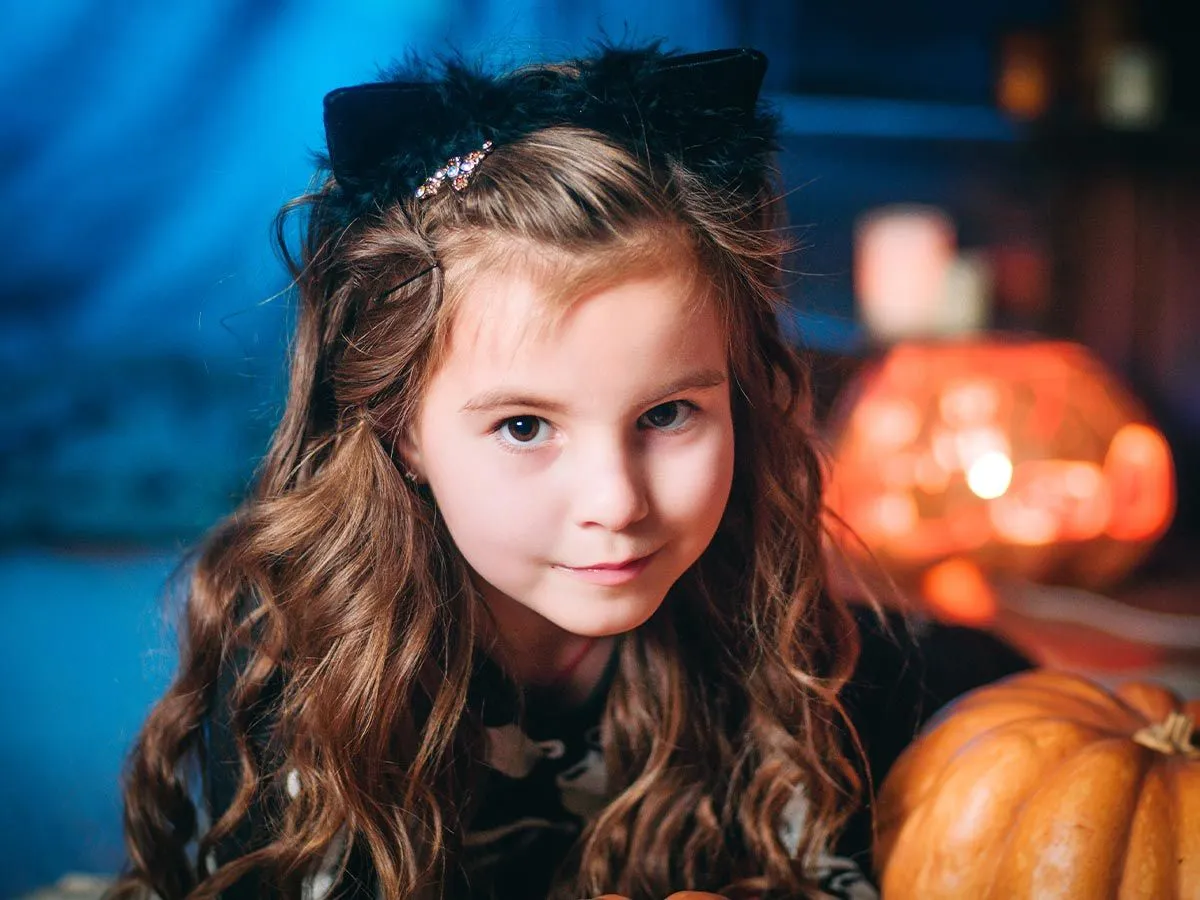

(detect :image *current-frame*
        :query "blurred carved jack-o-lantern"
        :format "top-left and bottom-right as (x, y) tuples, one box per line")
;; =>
(825, 341), (1175, 621)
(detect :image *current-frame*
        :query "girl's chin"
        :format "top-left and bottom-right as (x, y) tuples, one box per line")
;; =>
(547, 595), (667, 638)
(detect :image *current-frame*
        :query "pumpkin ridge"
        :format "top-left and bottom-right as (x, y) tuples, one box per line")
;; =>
(1170, 752), (1200, 895)
(877, 713), (1107, 840)
(879, 714), (1037, 830)
(943, 715), (1108, 779)
(1011, 670), (1123, 707)
(983, 689), (1140, 734)
(887, 718), (1100, 895)
(1169, 754), (1200, 895)
(952, 673), (1138, 724)
(981, 722), (1109, 899)
(1035, 714), (1135, 750)
(1010, 678), (1142, 728)
(995, 737), (1148, 897)
(1109, 740), (1155, 899)
(937, 692), (1124, 737)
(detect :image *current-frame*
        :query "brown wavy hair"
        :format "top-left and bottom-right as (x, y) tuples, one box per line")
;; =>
(110, 125), (863, 900)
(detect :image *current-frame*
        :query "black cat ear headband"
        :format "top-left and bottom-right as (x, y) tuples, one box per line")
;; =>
(319, 44), (775, 227)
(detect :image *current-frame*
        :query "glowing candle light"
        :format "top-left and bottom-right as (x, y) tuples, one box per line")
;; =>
(967, 451), (1014, 500)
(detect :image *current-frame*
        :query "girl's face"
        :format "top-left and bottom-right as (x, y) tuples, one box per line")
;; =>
(407, 261), (735, 641)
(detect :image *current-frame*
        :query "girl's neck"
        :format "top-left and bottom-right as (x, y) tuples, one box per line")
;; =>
(478, 587), (618, 705)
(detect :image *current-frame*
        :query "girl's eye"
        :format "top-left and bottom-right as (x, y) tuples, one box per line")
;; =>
(639, 400), (696, 431)
(496, 416), (551, 447)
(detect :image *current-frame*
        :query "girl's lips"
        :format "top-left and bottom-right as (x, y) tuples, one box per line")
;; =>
(554, 552), (656, 586)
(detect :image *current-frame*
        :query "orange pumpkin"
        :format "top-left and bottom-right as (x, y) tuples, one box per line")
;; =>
(874, 669), (1200, 899)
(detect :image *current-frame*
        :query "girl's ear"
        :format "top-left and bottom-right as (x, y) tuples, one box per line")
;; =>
(394, 428), (426, 483)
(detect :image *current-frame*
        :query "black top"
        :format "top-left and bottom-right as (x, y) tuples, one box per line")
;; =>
(204, 607), (1030, 899)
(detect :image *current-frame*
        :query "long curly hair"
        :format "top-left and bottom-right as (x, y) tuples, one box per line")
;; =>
(110, 122), (863, 900)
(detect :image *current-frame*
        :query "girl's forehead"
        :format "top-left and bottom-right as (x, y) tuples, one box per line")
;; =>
(436, 261), (723, 379)
(443, 251), (713, 351)
(439, 221), (705, 311)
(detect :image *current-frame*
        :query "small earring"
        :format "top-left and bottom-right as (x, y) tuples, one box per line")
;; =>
(404, 469), (420, 484)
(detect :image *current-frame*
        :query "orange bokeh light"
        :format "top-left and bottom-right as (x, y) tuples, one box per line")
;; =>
(825, 340), (1176, 594)
(1105, 423), (1175, 541)
(922, 558), (999, 625)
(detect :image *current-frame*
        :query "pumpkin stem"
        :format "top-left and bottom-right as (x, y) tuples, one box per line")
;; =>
(1133, 712), (1200, 758)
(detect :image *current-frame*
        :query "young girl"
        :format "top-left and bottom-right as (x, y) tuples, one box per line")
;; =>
(112, 44), (1025, 900)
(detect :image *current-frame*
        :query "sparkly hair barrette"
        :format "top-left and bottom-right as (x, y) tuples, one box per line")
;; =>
(415, 140), (494, 199)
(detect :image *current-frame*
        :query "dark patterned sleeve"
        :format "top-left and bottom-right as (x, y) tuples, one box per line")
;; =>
(833, 606), (1033, 876)
(202, 634), (282, 899)
(203, 605), (378, 900)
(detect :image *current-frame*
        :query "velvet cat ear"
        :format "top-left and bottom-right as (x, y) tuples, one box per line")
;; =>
(323, 82), (437, 189)
(321, 45), (771, 205)
(646, 47), (768, 115)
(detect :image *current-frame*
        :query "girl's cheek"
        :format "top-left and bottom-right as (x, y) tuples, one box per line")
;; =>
(657, 430), (735, 521)
(439, 448), (556, 538)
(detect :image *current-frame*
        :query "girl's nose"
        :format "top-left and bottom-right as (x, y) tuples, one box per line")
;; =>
(572, 441), (650, 532)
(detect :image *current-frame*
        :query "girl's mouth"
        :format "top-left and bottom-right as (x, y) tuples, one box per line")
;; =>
(554, 552), (656, 585)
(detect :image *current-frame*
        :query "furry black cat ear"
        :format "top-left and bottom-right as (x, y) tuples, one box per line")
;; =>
(324, 82), (440, 189)
(651, 48), (768, 112)
(320, 44), (777, 225)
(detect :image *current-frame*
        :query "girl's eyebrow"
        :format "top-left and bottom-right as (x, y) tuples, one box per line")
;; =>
(459, 368), (728, 415)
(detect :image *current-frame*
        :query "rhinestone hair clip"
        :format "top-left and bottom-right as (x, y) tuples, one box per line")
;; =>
(414, 140), (494, 199)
